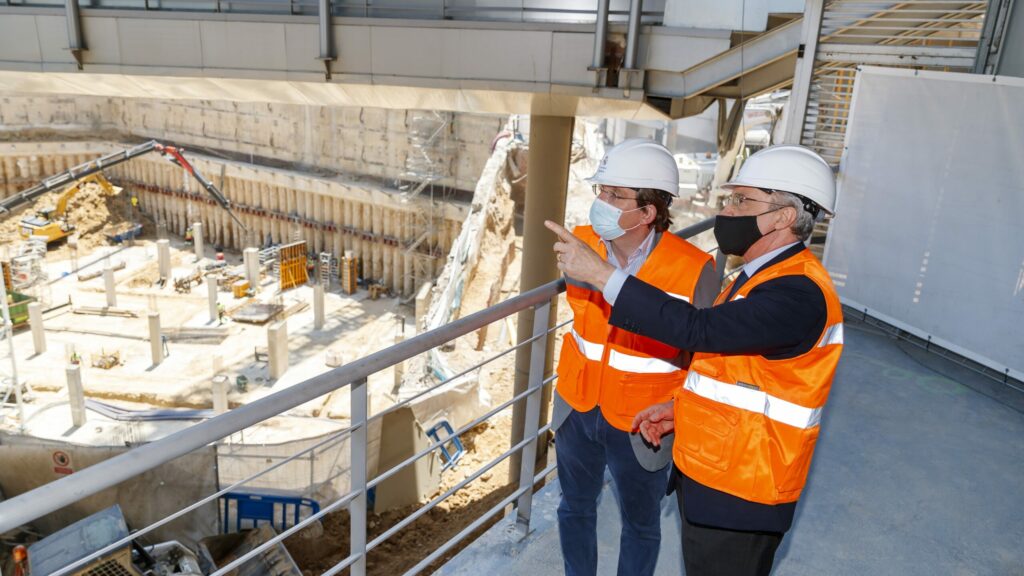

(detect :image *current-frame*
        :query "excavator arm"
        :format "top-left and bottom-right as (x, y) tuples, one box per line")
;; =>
(154, 144), (248, 231)
(0, 140), (248, 232)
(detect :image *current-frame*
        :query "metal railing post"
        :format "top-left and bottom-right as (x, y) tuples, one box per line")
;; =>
(350, 376), (368, 576)
(515, 301), (550, 537)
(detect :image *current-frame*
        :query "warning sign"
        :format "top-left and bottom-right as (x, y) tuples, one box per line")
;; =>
(52, 450), (74, 475)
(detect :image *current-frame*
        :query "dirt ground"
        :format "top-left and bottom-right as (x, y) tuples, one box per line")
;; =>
(286, 416), (519, 575)
(0, 179), (153, 259)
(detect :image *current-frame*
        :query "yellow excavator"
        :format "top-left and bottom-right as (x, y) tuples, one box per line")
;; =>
(1, 139), (248, 248)
(17, 173), (121, 245)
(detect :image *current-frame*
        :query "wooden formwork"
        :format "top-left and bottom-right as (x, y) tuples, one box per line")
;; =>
(278, 241), (308, 292)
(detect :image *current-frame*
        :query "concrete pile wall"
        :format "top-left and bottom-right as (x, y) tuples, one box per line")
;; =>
(0, 95), (504, 192)
(0, 141), (469, 295)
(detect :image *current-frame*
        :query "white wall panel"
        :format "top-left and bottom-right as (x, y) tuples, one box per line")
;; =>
(824, 66), (1024, 379)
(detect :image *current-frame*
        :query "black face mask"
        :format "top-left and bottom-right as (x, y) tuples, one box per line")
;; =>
(714, 213), (774, 256)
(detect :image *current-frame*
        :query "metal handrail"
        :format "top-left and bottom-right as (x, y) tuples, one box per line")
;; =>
(0, 0), (667, 23)
(0, 214), (719, 574)
(0, 277), (566, 532)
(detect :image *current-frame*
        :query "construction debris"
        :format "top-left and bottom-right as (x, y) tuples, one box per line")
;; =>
(91, 350), (121, 370)
(173, 269), (204, 294)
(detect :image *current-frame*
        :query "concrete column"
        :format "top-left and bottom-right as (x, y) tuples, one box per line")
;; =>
(193, 221), (204, 260)
(212, 375), (229, 414)
(148, 311), (163, 365)
(268, 321), (289, 379)
(313, 283), (325, 330)
(509, 114), (574, 482)
(66, 364), (86, 427)
(157, 239), (171, 280)
(28, 302), (45, 355)
(414, 281), (432, 333)
(404, 252), (414, 297)
(392, 318), (406, 396)
(208, 277), (219, 323)
(103, 266), (117, 308)
(244, 247), (260, 287)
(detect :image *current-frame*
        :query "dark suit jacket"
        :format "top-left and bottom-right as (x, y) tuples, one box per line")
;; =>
(609, 243), (828, 533)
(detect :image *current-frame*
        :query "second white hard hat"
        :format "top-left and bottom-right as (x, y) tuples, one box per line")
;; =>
(587, 138), (680, 197)
(723, 144), (837, 215)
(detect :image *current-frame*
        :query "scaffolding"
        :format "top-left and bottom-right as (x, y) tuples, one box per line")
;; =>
(397, 111), (454, 296)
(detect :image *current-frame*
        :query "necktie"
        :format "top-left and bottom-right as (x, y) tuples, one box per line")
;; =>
(726, 270), (750, 301)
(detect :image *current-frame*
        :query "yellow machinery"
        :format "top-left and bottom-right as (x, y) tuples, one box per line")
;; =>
(18, 174), (121, 245)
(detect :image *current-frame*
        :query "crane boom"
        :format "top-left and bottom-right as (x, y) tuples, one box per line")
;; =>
(0, 140), (248, 232)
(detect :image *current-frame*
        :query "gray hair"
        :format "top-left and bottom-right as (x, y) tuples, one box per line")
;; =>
(770, 190), (816, 241)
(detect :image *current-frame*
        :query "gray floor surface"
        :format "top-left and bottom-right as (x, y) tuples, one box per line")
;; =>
(438, 321), (1024, 575)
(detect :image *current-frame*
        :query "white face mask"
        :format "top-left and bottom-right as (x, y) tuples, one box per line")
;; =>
(589, 198), (644, 241)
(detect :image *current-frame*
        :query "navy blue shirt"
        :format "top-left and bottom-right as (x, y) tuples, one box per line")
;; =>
(608, 244), (827, 533)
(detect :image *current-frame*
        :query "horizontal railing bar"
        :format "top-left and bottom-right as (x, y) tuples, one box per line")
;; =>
(404, 461), (558, 575)
(367, 417), (541, 551)
(48, 426), (355, 576)
(52, 333), (572, 575)
(0, 277), (567, 532)
(673, 215), (716, 238)
(368, 373), (558, 494)
(364, 317), (570, 428)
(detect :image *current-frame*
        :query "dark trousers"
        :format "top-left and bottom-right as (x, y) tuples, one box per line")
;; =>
(675, 481), (784, 576)
(556, 407), (671, 576)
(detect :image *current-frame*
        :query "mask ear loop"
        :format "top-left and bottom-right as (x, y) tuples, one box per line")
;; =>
(620, 202), (654, 233)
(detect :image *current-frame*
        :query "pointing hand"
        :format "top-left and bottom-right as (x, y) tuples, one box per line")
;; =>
(544, 220), (614, 290)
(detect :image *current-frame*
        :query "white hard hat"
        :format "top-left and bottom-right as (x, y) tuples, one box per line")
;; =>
(723, 144), (836, 215)
(587, 138), (680, 197)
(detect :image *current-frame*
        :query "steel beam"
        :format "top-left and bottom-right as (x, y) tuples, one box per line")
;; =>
(64, 0), (85, 69)
(783, 0), (826, 145)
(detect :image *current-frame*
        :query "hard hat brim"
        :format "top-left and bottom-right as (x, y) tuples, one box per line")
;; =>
(586, 174), (680, 197)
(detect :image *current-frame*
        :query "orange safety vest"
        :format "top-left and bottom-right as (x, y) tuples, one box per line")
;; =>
(557, 225), (712, 431)
(673, 248), (843, 505)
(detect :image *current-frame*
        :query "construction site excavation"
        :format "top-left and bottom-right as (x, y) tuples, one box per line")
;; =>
(0, 96), (570, 573)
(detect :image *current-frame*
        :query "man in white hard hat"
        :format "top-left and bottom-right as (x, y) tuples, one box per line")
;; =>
(552, 138), (718, 576)
(546, 144), (845, 576)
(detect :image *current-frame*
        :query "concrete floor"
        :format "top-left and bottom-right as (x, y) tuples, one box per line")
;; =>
(439, 320), (1024, 575)
(1, 239), (407, 442)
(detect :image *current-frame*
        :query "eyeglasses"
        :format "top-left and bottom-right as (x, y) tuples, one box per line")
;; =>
(723, 192), (789, 209)
(593, 185), (639, 203)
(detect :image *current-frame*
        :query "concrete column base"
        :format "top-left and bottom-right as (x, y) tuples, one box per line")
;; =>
(268, 321), (289, 379)
(66, 365), (86, 427)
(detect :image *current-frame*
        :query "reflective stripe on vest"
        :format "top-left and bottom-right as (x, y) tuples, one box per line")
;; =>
(572, 328), (682, 375)
(684, 371), (823, 429)
(818, 323), (844, 347)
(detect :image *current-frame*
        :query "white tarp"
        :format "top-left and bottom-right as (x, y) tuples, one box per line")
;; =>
(824, 66), (1024, 380)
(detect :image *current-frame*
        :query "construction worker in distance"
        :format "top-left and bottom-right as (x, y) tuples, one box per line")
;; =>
(184, 225), (194, 246)
(552, 139), (718, 576)
(218, 302), (227, 324)
(547, 144), (844, 576)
